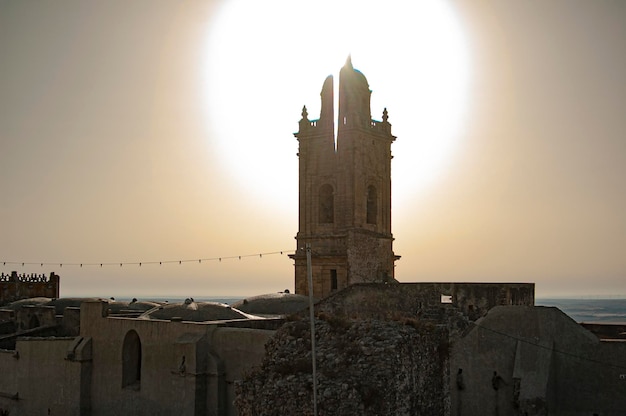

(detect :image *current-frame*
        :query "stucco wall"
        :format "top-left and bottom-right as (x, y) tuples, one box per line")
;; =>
(82, 310), (204, 414)
(0, 337), (83, 416)
(0, 348), (19, 413)
(451, 306), (626, 416)
(79, 300), (274, 416)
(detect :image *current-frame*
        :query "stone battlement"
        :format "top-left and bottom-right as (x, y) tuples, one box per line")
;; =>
(0, 271), (60, 306)
(0, 271), (55, 283)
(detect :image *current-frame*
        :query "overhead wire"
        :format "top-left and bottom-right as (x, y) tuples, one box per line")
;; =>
(1, 249), (294, 268)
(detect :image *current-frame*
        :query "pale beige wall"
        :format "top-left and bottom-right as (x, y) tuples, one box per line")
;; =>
(0, 338), (82, 416)
(0, 349), (18, 413)
(451, 306), (626, 416)
(210, 327), (274, 415)
(80, 301), (273, 416)
(80, 302), (208, 415)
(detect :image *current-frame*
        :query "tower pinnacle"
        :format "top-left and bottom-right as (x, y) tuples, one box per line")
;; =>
(345, 54), (353, 69)
(291, 61), (399, 298)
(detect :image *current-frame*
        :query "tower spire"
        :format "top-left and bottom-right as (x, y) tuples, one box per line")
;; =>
(345, 54), (353, 69)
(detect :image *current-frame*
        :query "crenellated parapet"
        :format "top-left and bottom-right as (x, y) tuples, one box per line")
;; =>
(0, 271), (55, 283)
(0, 271), (60, 306)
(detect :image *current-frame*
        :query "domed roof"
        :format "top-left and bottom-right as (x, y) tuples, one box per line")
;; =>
(4, 297), (162, 315)
(125, 299), (161, 311)
(231, 292), (310, 316)
(4, 297), (106, 314)
(139, 299), (252, 322)
(341, 55), (370, 89)
(2, 297), (52, 310)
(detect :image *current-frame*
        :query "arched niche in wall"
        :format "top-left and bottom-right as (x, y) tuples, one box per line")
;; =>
(319, 184), (334, 224)
(366, 185), (377, 225)
(122, 329), (142, 389)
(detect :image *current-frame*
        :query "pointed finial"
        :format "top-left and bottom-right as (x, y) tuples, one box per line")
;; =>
(301, 105), (309, 120)
(382, 107), (389, 123)
(345, 54), (353, 69)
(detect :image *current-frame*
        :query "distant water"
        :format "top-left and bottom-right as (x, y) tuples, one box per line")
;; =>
(537, 298), (626, 323)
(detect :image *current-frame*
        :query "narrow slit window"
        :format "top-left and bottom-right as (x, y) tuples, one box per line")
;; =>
(330, 269), (338, 291)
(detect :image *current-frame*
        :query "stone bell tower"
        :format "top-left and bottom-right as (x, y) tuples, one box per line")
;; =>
(290, 57), (399, 298)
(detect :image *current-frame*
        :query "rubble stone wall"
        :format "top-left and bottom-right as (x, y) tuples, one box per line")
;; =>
(236, 315), (450, 416)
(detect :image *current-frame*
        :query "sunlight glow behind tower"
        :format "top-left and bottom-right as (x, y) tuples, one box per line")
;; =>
(204, 0), (471, 212)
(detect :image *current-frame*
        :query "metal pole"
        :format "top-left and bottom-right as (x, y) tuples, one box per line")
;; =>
(306, 243), (318, 416)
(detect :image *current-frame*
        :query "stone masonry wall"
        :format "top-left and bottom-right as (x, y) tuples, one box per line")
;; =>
(346, 230), (394, 284)
(235, 314), (450, 416)
(0, 271), (60, 306)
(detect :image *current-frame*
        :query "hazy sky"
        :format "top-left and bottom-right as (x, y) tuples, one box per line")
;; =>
(1, 0), (624, 298)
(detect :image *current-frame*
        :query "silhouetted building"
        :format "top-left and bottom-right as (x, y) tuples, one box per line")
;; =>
(290, 57), (400, 297)
(0, 271), (59, 306)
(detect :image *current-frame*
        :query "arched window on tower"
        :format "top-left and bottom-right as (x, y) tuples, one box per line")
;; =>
(367, 185), (377, 225)
(122, 330), (142, 389)
(319, 184), (334, 223)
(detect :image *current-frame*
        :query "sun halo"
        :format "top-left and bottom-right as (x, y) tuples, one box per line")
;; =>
(204, 0), (471, 214)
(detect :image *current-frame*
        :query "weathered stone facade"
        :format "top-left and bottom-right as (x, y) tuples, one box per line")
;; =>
(290, 58), (399, 298)
(235, 316), (450, 416)
(0, 271), (59, 306)
(314, 282), (535, 323)
(1, 283), (624, 416)
(235, 283), (626, 416)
